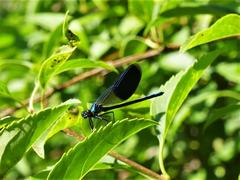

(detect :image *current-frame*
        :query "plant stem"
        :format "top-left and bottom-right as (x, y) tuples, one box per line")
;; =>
(109, 151), (166, 180)
(28, 82), (39, 113)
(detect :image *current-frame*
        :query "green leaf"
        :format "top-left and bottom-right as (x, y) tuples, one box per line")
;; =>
(0, 116), (19, 129)
(27, 13), (65, 31)
(167, 89), (240, 144)
(151, 50), (220, 175)
(121, 38), (147, 57)
(128, 0), (155, 22)
(0, 81), (21, 107)
(0, 60), (32, 71)
(216, 62), (240, 84)
(181, 14), (240, 51)
(32, 106), (81, 158)
(47, 118), (156, 179)
(0, 99), (80, 175)
(119, 15), (144, 36)
(0, 81), (10, 97)
(204, 104), (240, 130)
(55, 59), (117, 75)
(38, 45), (76, 89)
(42, 24), (63, 59)
(161, 5), (235, 17)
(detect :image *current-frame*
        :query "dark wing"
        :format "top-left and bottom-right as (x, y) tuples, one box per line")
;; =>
(95, 64), (141, 105)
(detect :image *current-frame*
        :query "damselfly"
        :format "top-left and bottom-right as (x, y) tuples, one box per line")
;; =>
(81, 64), (163, 129)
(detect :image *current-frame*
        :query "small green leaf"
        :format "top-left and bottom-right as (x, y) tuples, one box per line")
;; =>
(128, 0), (154, 22)
(0, 99), (80, 175)
(27, 13), (65, 31)
(48, 118), (156, 179)
(55, 59), (117, 74)
(151, 50), (220, 175)
(216, 62), (240, 84)
(0, 81), (10, 97)
(38, 45), (76, 89)
(181, 14), (240, 51)
(204, 104), (240, 130)
(42, 24), (63, 59)
(0, 81), (22, 107)
(161, 5), (235, 17)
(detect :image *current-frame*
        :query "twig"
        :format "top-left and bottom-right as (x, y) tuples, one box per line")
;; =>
(109, 151), (166, 180)
(62, 128), (166, 180)
(0, 48), (165, 118)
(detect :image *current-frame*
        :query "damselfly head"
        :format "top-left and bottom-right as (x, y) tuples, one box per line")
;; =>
(81, 110), (93, 119)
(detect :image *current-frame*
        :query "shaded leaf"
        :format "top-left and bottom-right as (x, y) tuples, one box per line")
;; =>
(0, 81), (22, 106)
(48, 118), (156, 179)
(204, 104), (240, 130)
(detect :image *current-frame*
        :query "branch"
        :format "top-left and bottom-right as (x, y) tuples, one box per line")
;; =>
(0, 48), (165, 118)
(109, 151), (166, 180)
(63, 128), (167, 180)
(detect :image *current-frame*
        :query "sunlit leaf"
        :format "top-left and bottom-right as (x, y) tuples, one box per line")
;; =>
(216, 62), (240, 84)
(32, 106), (81, 158)
(38, 45), (76, 89)
(55, 59), (117, 75)
(181, 14), (240, 51)
(42, 24), (63, 59)
(48, 118), (156, 179)
(0, 99), (80, 175)
(27, 13), (65, 31)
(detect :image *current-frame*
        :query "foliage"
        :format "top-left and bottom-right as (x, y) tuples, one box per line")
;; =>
(0, 0), (240, 179)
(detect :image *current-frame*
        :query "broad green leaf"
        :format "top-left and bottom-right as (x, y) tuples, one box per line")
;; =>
(181, 14), (240, 51)
(0, 99), (80, 175)
(55, 59), (117, 75)
(48, 118), (156, 179)
(151, 50), (220, 175)
(38, 45), (76, 88)
(32, 106), (82, 158)
(0, 116), (19, 129)
(216, 62), (240, 84)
